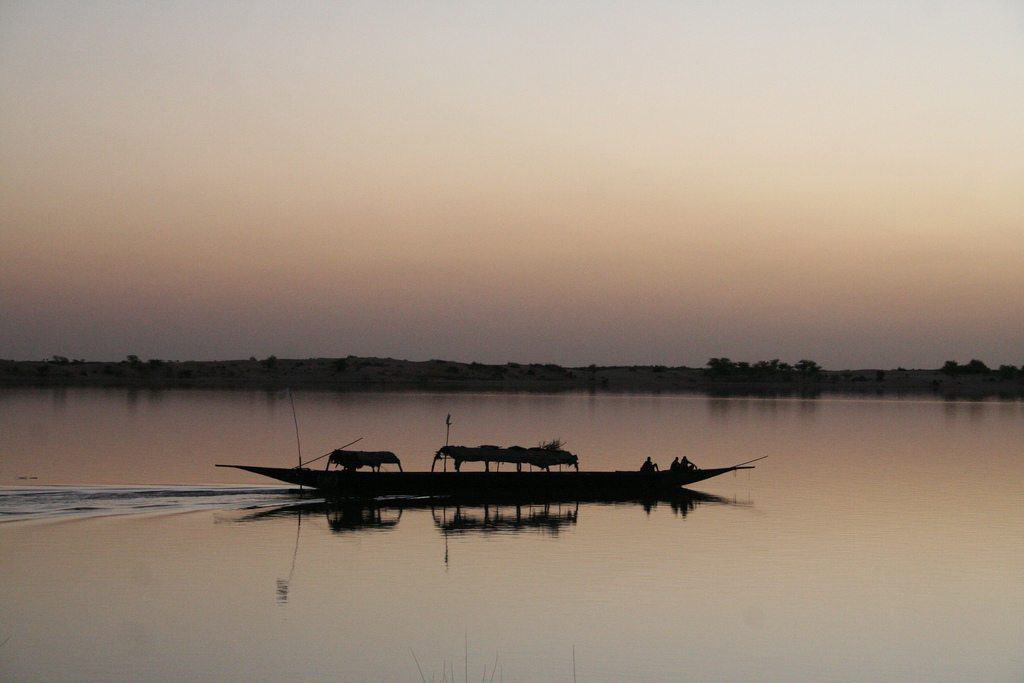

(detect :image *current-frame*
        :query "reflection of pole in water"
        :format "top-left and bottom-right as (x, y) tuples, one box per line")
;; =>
(276, 508), (302, 604)
(443, 506), (449, 569)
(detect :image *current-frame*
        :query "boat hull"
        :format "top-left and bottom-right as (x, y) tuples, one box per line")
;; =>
(216, 465), (750, 499)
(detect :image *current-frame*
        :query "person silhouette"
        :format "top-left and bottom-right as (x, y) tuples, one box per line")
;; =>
(640, 456), (659, 473)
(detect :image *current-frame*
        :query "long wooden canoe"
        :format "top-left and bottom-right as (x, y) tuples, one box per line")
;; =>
(215, 458), (761, 499)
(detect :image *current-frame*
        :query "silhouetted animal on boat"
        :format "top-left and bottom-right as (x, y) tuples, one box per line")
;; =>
(327, 450), (402, 472)
(432, 445), (579, 472)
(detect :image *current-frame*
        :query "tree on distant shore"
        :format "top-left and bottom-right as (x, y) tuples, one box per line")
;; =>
(704, 357), (820, 379)
(706, 357), (735, 376)
(965, 359), (989, 373)
(795, 359), (821, 375)
(997, 364), (1019, 379)
(942, 359), (994, 376)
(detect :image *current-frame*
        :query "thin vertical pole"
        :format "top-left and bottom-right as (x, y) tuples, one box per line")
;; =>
(288, 388), (303, 492)
(444, 413), (451, 472)
(289, 388), (303, 465)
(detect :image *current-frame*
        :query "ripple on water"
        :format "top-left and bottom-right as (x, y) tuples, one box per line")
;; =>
(0, 486), (304, 521)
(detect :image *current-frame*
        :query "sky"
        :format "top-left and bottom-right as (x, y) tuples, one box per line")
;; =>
(1, 1), (1022, 368)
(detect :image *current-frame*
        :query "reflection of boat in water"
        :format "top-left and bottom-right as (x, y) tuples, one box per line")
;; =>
(240, 491), (746, 599)
(238, 500), (402, 533)
(217, 457), (763, 499)
(433, 501), (579, 535)
(236, 489), (735, 535)
(325, 505), (401, 532)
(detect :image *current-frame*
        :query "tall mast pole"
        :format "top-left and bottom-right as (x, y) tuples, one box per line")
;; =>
(444, 413), (452, 472)
(288, 388), (303, 492)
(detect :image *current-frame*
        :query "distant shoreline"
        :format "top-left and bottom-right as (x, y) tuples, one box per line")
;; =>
(2, 356), (1021, 398)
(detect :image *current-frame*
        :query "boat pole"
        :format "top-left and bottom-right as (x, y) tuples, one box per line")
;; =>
(297, 437), (364, 469)
(443, 413), (452, 472)
(288, 388), (303, 492)
(730, 455), (769, 468)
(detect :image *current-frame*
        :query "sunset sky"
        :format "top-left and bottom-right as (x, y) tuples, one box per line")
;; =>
(2, 1), (1021, 367)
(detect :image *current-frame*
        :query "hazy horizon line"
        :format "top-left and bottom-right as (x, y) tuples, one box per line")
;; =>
(8, 353), (1018, 372)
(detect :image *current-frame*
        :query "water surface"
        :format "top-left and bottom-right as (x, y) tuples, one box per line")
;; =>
(1, 388), (1021, 681)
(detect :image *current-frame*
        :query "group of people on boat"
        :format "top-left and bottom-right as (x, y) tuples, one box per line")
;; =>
(640, 456), (698, 473)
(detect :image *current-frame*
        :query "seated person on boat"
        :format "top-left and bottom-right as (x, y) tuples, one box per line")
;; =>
(432, 444), (579, 472)
(640, 456), (659, 473)
(669, 456), (699, 472)
(327, 450), (402, 472)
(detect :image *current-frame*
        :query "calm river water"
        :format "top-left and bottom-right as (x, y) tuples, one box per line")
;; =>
(1, 388), (1022, 681)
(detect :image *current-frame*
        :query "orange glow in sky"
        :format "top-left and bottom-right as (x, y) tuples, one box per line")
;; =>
(1, 2), (1021, 366)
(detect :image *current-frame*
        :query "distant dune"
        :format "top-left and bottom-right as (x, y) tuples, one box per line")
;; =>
(2, 356), (1021, 397)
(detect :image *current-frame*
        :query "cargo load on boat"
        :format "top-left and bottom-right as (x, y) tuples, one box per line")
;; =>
(328, 450), (402, 472)
(432, 445), (579, 471)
